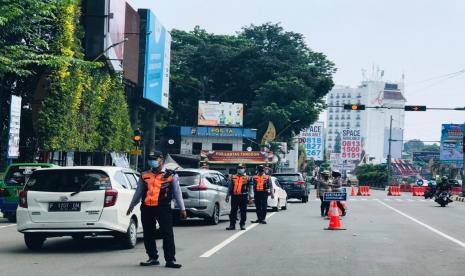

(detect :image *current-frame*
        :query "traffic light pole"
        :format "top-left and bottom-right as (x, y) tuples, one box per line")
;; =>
(387, 116), (393, 188)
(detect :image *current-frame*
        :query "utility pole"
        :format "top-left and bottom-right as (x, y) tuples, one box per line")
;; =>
(386, 115), (393, 188)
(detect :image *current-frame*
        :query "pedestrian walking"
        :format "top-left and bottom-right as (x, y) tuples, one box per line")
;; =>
(316, 170), (331, 217)
(126, 151), (186, 269)
(226, 164), (252, 230)
(331, 170), (346, 216)
(251, 165), (274, 224)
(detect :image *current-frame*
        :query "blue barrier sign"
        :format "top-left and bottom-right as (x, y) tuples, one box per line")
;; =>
(323, 192), (347, 202)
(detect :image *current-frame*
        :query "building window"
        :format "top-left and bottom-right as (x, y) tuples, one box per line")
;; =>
(335, 109), (340, 113)
(328, 137), (333, 141)
(347, 116), (351, 120)
(330, 94), (334, 98)
(212, 143), (233, 151)
(336, 94), (340, 99)
(356, 115), (361, 120)
(329, 108), (333, 113)
(335, 122), (339, 127)
(328, 129), (333, 134)
(347, 94), (351, 98)
(329, 116), (333, 120)
(346, 122), (350, 127)
(341, 115), (345, 120)
(329, 122), (333, 127)
(335, 115), (339, 120)
(192, 143), (202, 155)
(336, 101), (340, 106)
(356, 123), (360, 127)
(357, 94), (362, 98)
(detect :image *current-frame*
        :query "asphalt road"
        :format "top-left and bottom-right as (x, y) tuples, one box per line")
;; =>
(1, 190), (465, 276)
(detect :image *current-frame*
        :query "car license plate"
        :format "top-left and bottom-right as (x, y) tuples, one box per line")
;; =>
(49, 202), (81, 212)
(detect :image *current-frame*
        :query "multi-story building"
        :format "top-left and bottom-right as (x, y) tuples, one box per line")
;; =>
(326, 80), (406, 164)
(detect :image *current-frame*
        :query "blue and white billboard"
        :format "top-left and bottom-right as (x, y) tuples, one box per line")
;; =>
(440, 124), (464, 165)
(140, 10), (171, 109)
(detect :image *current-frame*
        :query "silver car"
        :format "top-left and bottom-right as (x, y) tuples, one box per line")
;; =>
(173, 169), (231, 225)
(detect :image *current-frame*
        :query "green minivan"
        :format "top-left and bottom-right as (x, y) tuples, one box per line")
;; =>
(0, 163), (57, 222)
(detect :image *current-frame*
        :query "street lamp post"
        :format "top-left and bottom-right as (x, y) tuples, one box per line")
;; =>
(387, 116), (393, 188)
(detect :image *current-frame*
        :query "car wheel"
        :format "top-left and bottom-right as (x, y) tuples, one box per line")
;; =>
(119, 218), (137, 249)
(24, 233), (45, 250)
(206, 204), (220, 225)
(6, 213), (16, 223)
(272, 200), (280, 212)
(282, 198), (288, 210)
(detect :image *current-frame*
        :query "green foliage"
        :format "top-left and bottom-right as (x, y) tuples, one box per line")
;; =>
(31, 0), (132, 153)
(170, 23), (335, 143)
(355, 164), (388, 186)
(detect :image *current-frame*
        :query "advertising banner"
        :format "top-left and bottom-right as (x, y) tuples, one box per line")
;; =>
(8, 95), (22, 158)
(106, 0), (126, 72)
(440, 124), (464, 164)
(198, 101), (244, 127)
(180, 126), (257, 139)
(140, 10), (171, 109)
(298, 122), (324, 161)
(341, 129), (361, 160)
(201, 150), (273, 164)
(413, 151), (440, 164)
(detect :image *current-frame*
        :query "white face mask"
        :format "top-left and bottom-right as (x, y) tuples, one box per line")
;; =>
(238, 169), (245, 174)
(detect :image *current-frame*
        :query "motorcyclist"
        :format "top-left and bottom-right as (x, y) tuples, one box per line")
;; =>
(436, 176), (451, 195)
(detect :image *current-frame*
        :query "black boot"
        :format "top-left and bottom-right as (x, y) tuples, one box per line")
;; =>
(226, 225), (236, 230)
(166, 261), (182, 269)
(240, 224), (246, 230)
(251, 220), (260, 223)
(140, 258), (160, 266)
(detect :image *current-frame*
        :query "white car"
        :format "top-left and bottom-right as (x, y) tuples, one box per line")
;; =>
(16, 166), (142, 250)
(248, 177), (288, 211)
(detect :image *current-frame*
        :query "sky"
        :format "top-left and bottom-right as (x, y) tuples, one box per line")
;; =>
(129, 0), (465, 143)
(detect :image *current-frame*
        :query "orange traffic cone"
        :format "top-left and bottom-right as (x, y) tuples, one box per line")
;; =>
(325, 201), (346, 230)
(350, 186), (356, 196)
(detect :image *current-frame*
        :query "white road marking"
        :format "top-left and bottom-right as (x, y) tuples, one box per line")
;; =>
(0, 224), (16, 229)
(200, 213), (276, 258)
(375, 199), (465, 249)
(361, 198), (367, 201)
(349, 199), (356, 201)
(395, 199), (403, 202)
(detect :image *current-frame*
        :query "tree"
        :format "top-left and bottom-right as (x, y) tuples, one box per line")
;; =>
(403, 139), (425, 154)
(169, 23), (336, 144)
(355, 164), (388, 187)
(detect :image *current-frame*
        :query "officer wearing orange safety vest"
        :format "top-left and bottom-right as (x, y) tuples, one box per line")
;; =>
(251, 165), (274, 224)
(127, 151), (186, 269)
(226, 164), (252, 231)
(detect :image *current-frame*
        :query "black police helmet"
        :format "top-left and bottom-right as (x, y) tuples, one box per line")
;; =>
(257, 165), (265, 171)
(148, 150), (164, 160)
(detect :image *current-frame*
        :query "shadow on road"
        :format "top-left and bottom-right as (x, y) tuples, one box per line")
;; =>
(6, 237), (134, 255)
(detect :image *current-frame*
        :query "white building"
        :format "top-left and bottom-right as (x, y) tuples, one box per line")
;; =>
(326, 80), (406, 164)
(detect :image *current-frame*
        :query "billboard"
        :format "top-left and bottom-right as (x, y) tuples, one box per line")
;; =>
(83, 0), (126, 72)
(341, 129), (361, 160)
(139, 9), (171, 109)
(440, 124), (464, 164)
(8, 95), (22, 158)
(180, 126), (257, 139)
(123, 3), (140, 84)
(298, 122), (324, 160)
(198, 101), (244, 127)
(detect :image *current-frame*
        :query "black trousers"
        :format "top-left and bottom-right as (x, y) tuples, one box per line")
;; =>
(141, 205), (176, 262)
(319, 196), (330, 216)
(255, 191), (268, 221)
(229, 195), (247, 226)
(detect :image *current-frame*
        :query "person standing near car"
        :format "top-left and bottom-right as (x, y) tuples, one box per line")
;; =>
(251, 165), (274, 224)
(126, 151), (187, 269)
(226, 164), (252, 231)
(316, 170), (331, 217)
(331, 170), (346, 216)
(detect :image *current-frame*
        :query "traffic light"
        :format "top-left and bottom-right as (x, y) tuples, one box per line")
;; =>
(404, 105), (426, 111)
(344, 104), (365, 111)
(132, 129), (143, 147)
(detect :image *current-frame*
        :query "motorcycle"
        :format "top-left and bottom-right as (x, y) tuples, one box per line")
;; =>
(434, 191), (453, 207)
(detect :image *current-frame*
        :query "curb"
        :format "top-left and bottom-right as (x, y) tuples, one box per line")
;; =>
(453, 196), (465, 202)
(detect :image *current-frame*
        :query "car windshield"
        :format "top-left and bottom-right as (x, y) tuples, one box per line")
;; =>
(177, 171), (201, 186)
(274, 175), (302, 182)
(4, 166), (48, 186)
(25, 170), (111, 192)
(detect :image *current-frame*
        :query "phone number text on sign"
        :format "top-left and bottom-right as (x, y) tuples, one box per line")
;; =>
(342, 129), (361, 160)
